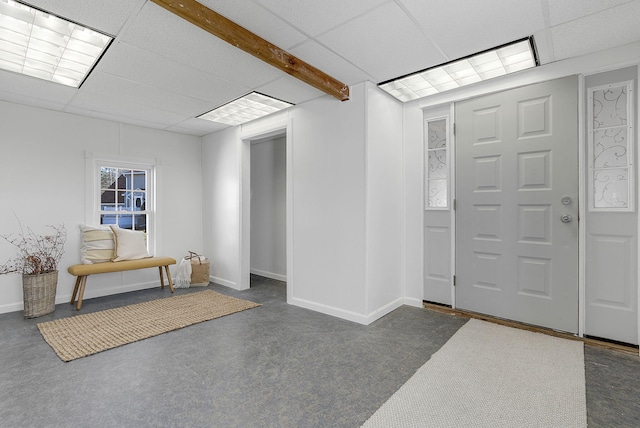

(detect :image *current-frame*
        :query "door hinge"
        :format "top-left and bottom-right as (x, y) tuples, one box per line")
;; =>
(453, 199), (456, 210)
(453, 123), (456, 136)
(453, 275), (456, 286)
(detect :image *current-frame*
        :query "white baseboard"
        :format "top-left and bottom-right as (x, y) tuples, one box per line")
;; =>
(403, 296), (424, 308)
(0, 280), (162, 315)
(289, 296), (405, 325)
(209, 275), (237, 289)
(250, 268), (286, 282)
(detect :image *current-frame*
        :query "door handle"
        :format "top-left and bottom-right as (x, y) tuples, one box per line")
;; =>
(561, 214), (572, 223)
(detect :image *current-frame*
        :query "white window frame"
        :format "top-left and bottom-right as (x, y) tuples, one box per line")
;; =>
(424, 115), (451, 210)
(86, 153), (156, 253)
(587, 80), (635, 212)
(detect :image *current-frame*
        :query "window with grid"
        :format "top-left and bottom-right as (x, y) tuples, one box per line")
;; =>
(99, 166), (151, 232)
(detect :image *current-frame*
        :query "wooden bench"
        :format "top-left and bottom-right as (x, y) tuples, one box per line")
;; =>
(67, 257), (177, 310)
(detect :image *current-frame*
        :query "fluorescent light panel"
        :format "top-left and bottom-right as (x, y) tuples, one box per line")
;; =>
(198, 92), (294, 126)
(0, 0), (112, 87)
(379, 38), (538, 102)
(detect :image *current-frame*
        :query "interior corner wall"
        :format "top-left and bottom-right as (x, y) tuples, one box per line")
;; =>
(201, 127), (242, 289)
(364, 82), (406, 320)
(0, 101), (203, 314)
(288, 84), (368, 321)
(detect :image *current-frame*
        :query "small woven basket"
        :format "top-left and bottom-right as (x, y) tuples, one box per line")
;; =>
(22, 271), (58, 318)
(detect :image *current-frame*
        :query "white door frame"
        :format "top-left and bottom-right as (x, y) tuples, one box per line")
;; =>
(239, 118), (293, 303)
(427, 78), (587, 337)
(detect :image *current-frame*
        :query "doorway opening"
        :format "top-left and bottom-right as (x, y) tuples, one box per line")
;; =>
(239, 120), (292, 302)
(249, 134), (287, 287)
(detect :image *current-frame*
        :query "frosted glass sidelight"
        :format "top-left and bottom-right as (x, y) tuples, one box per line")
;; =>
(589, 82), (633, 211)
(425, 117), (449, 209)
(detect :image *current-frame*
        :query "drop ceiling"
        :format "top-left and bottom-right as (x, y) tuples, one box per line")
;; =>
(1, 0), (640, 136)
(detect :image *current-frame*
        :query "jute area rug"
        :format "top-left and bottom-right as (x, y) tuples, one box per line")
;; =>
(37, 290), (260, 362)
(363, 318), (587, 428)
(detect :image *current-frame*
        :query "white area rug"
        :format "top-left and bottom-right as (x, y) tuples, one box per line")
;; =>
(363, 318), (587, 428)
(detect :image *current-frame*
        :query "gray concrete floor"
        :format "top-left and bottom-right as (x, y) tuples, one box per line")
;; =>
(0, 275), (638, 427)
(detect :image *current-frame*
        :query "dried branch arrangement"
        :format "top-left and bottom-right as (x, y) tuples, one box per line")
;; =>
(0, 223), (66, 275)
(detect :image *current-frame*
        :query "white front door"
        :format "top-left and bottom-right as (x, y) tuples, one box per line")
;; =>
(455, 76), (579, 333)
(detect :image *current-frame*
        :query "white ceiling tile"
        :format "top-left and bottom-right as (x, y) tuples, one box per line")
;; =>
(0, 70), (76, 105)
(70, 89), (191, 129)
(290, 41), (373, 86)
(546, 0), (636, 26)
(168, 118), (230, 136)
(398, 0), (546, 62)
(95, 42), (250, 108)
(80, 72), (214, 117)
(0, 89), (67, 112)
(25, 0), (146, 35)
(251, 0), (389, 36)
(255, 75), (325, 105)
(318, 2), (446, 82)
(63, 106), (168, 131)
(120, 3), (284, 88)
(531, 31), (555, 64)
(198, 0), (308, 49)
(550, 1), (640, 60)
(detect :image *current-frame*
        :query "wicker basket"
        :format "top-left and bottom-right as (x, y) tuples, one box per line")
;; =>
(22, 270), (58, 318)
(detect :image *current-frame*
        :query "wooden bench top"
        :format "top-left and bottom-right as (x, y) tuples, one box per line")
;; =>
(68, 256), (176, 276)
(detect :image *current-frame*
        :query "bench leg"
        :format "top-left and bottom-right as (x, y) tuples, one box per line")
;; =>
(159, 266), (165, 289)
(76, 276), (88, 310)
(164, 265), (174, 293)
(70, 276), (82, 305)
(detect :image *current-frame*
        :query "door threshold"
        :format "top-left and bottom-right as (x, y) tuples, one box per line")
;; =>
(423, 301), (639, 356)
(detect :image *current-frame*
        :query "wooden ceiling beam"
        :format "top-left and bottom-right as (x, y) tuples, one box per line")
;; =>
(150, 0), (349, 101)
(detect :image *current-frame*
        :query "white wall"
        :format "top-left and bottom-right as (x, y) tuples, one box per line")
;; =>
(200, 83), (406, 324)
(0, 101), (203, 313)
(201, 127), (242, 289)
(250, 136), (287, 281)
(364, 82), (406, 318)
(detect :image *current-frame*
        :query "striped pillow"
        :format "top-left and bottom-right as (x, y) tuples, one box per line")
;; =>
(80, 224), (116, 264)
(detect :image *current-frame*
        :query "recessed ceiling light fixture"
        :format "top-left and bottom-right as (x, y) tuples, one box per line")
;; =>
(198, 92), (294, 126)
(379, 37), (539, 102)
(0, 0), (113, 88)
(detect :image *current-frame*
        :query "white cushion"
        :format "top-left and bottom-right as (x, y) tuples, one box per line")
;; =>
(80, 224), (115, 264)
(110, 226), (151, 261)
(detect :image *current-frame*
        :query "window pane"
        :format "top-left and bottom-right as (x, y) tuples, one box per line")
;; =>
(593, 168), (628, 208)
(100, 190), (116, 210)
(428, 119), (447, 149)
(593, 128), (628, 168)
(117, 214), (134, 230)
(100, 167), (117, 190)
(134, 214), (147, 232)
(428, 179), (447, 208)
(119, 169), (133, 191)
(117, 191), (126, 210)
(132, 170), (146, 191)
(132, 191), (146, 211)
(428, 149), (447, 179)
(100, 214), (117, 225)
(593, 85), (627, 129)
